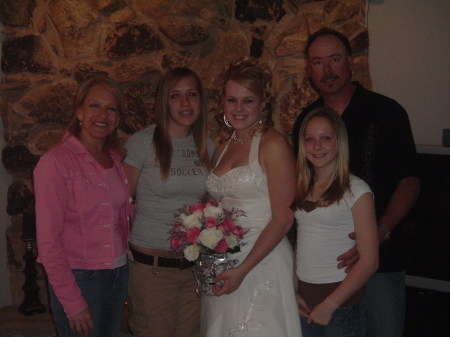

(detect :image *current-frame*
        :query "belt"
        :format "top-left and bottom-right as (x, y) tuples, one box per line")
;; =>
(129, 247), (195, 270)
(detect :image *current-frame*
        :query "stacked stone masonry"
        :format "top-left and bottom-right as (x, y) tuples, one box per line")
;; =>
(0, 0), (370, 306)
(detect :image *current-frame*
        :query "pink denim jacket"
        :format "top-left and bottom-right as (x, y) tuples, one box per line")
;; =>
(34, 135), (132, 317)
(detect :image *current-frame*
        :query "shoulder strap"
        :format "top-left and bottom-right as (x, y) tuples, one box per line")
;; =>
(214, 135), (232, 168)
(249, 132), (261, 165)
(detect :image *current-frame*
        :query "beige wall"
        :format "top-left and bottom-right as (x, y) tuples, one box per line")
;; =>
(367, 0), (450, 146)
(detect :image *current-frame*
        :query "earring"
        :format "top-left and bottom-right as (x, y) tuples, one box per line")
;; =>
(223, 114), (233, 128)
(258, 109), (264, 125)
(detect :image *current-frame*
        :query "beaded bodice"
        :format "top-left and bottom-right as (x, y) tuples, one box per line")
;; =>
(207, 166), (263, 202)
(206, 133), (271, 227)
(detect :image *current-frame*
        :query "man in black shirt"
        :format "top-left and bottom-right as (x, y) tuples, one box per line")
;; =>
(292, 28), (420, 337)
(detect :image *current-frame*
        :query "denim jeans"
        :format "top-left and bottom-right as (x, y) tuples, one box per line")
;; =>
(49, 263), (129, 337)
(300, 302), (365, 337)
(363, 270), (405, 337)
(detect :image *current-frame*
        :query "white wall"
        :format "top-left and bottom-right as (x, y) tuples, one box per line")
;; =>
(366, 0), (450, 146)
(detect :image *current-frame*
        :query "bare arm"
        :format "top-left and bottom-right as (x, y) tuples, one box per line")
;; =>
(213, 131), (296, 296)
(337, 175), (420, 270)
(309, 192), (379, 325)
(377, 176), (420, 240)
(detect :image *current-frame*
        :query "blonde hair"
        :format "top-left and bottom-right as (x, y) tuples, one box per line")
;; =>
(214, 57), (274, 143)
(295, 107), (350, 208)
(153, 67), (211, 179)
(65, 74), (125, 152)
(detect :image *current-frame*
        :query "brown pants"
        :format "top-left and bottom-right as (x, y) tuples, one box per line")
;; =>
(128, 260), (200, 337)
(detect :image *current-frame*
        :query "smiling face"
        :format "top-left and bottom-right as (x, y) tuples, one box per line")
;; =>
(167, 75), (201, 138)
(223, 80), (266, 136)
(76, 84), (119, 144)
(306, 35), (354, 97)
(303, 116), (338, 174)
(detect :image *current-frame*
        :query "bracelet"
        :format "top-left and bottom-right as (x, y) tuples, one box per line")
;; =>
(379, 223), (391, 241)
(326, 296), (339, 309)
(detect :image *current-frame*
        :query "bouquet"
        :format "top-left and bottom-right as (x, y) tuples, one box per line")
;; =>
(169, 201), (246, 295)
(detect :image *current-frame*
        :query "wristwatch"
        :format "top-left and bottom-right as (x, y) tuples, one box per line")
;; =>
(379, 223), (391, 241)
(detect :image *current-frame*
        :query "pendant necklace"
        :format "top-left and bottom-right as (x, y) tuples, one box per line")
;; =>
(231, 132), (251, 144)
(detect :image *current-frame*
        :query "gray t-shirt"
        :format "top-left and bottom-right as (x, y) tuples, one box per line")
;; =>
(125, 125), (213, 250)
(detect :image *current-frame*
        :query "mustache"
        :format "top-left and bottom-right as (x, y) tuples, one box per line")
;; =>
(320, 74), (340, 82)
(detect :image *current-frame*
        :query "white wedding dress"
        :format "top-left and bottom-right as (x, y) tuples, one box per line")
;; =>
(202, 133), (302, 337)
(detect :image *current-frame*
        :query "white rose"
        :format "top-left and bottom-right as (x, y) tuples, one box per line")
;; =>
(181, 213), (202, 229)
(184, 245), (201, 262)
(224, 235), (238, 249)
(199, 228), (223, 249)
(203, 205), (223, 218)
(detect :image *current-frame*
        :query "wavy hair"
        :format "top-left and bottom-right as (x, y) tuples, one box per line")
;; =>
(214, 57), (274, 143)
(295, 107), (350, 208)
(153, 67), (211, 179)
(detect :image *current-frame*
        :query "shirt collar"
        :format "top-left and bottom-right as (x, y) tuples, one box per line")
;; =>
(63, 133), (122, 164)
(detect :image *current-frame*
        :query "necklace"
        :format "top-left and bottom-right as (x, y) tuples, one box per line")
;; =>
(231, 133), (251, 144)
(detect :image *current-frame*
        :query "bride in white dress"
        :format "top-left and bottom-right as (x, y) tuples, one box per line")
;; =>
(201, 58), (302, 337)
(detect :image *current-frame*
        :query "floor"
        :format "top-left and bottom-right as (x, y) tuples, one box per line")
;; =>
(0, 306), (55, 337)
(2, 289), (450, 337)
(0, 306), (131, 337)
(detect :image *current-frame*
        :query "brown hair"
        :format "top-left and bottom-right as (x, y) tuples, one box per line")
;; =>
(153, 67), (211, 179)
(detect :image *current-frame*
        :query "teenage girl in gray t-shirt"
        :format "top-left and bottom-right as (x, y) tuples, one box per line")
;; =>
(124, 68), (213, 337)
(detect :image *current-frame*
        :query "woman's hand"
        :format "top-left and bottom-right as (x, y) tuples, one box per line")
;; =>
(296, 293), (311, 318)
(307, 299), (336, 326)
(68, 307), (94, 337)
(212, 267), (247, 296)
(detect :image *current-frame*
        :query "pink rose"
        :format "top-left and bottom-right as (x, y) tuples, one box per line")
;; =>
(186, 227), (201, 243)
(171, 236), (184, 250)
(215, 238), (229, 253)
(204, 217), (217, 228)
(221, 218), (237, 234)
(188, 203), (205, 214)
(232, 225), (245, 239)
(172, 223), (185, 233)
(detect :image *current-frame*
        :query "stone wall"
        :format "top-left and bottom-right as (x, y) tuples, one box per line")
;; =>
(0, 0), (370, 306)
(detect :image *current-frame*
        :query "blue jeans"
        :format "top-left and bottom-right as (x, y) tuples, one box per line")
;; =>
(300, 302), (365, 337)
(49, 263), (129, 337)
(363, 270), (405, 337)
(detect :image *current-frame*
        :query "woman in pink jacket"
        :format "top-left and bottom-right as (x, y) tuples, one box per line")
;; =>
(34, 75), (132, 337)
